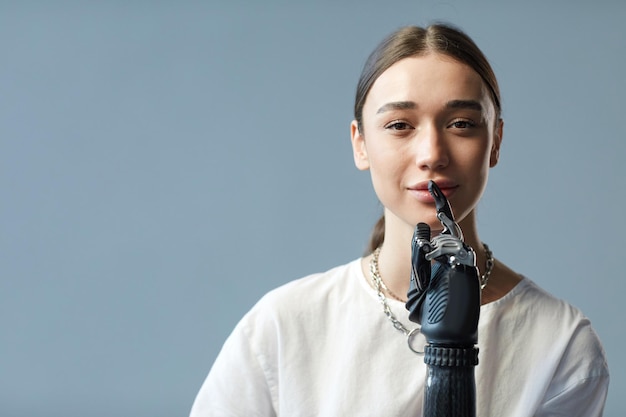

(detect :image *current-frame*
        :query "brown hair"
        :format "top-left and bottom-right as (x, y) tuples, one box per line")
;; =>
(355, 23), (502, 254)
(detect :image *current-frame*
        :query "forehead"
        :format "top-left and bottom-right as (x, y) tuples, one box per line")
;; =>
(365, 53), (491, 112)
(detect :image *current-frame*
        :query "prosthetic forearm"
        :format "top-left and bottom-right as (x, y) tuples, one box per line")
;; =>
(405, 180), (481, 417)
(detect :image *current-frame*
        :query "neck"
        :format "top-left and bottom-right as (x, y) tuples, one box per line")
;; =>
(374, 209), (489, 301)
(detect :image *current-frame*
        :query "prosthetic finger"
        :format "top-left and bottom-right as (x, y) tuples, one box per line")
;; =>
(428, 180), (463, 240)
(406, 222), (432, 322)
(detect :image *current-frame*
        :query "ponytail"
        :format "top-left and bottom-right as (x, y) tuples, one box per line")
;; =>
(366, 214), (385, 254)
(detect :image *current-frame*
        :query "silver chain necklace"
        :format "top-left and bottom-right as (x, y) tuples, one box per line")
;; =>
(369, 243), (494, 354)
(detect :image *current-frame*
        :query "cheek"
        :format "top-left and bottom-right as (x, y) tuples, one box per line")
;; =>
(368, 147), (407, 183)
(459, 139), (492, 170)
(367, 151), (409, 202)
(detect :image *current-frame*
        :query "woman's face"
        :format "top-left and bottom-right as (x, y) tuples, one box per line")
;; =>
(351, 53), (502, 233)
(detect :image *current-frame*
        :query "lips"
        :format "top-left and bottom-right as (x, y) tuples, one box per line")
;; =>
(407, 179), (459, 203)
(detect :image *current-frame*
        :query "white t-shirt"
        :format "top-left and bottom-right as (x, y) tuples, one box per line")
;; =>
(190, 259), (609, 417)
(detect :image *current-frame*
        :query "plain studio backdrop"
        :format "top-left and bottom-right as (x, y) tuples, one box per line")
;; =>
(1, 1), (624, 416)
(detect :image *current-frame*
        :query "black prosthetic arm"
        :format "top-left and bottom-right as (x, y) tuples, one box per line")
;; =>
(405, 181), (481, 417)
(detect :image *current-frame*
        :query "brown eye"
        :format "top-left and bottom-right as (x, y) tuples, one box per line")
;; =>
(449, 119), (476, 129)
(385, 121), (413, 131)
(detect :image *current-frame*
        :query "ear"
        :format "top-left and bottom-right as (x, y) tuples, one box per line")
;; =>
(350, 120), (370, 171)
(489, 118), (503, 168)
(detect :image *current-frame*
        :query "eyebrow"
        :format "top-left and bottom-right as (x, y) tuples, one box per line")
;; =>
(446, 99), (483, 112)
(376, 101), (416, 114)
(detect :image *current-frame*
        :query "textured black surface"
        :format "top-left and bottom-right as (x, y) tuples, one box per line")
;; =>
(423, 365), (476, 417)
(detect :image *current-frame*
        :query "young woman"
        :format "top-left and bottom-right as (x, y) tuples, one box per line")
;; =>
(190, 24), (609, 416)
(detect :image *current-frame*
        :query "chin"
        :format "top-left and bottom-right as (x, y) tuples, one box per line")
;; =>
(414, 209), (440, 225)
(404, 213), (442, 234)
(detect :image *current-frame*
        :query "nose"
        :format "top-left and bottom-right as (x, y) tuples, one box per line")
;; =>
(414, 125), (449, 170)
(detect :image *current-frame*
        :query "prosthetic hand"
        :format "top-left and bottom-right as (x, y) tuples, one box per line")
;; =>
(405, 180), (481, 347)
(405, 180), (482, 417)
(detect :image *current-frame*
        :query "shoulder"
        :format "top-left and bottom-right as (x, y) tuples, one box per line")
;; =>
(188, 262), (366, 417)
(238, 258), (363, 334)
(516, 281), (610, 414)
(259, 258), (361, 309)
(479, 276), (609, 414)
(485, 277), (602, 345)
(482, 275), (608, 364)
(266, 259), (360, 299)
(482, 275), (609, 379)
(485, 276), (587, 323)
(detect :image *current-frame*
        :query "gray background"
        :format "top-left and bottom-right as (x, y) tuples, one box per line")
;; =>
(2, 1), (624, 416)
